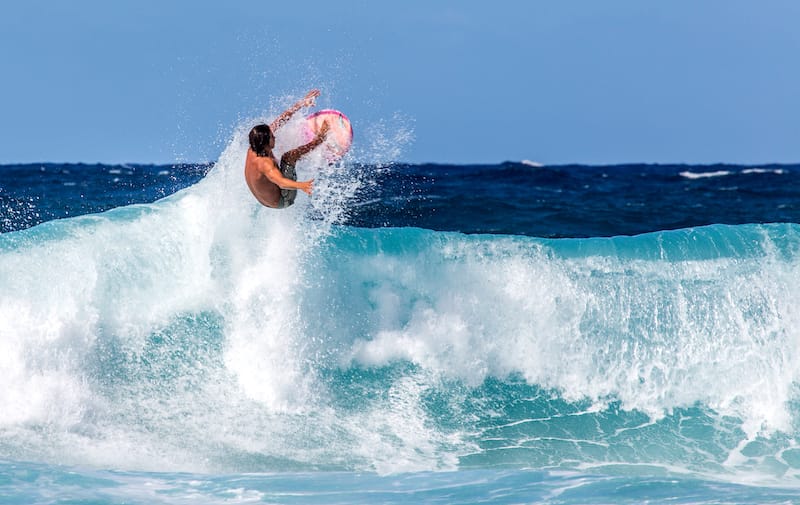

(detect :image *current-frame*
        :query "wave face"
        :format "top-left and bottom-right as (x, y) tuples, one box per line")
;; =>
(3, 136), (800, 482)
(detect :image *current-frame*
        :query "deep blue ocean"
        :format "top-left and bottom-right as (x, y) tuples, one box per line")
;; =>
(2, 124), (800, 504)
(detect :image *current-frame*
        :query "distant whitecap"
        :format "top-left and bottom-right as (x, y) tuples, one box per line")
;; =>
(741, 168), (786, 175)
(679, 170), (730, 179)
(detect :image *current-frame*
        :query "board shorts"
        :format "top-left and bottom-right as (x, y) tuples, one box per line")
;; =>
(277, 159), (297, 209)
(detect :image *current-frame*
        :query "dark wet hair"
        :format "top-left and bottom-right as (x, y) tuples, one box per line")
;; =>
(249, 124), (273, 156)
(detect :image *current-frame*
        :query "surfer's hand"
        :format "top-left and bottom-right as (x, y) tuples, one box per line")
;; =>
(303, 90), (320, 107)
(298, 179), (314, 196)
(317, 120), (331, 137)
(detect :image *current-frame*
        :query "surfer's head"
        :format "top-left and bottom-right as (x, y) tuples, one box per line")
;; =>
(249, 124), (274, 156)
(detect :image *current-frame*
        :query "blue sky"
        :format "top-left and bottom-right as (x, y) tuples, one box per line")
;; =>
(1, 0), (798, 165)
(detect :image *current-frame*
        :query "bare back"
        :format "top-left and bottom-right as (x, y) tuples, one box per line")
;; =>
(244, 149), (282, 208)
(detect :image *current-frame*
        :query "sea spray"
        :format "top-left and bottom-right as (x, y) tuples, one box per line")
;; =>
(0, 106), (431, 473)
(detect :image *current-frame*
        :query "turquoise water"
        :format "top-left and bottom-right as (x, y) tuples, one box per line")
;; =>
(3, 127), (800, 503)
(4, 460), (800, 504)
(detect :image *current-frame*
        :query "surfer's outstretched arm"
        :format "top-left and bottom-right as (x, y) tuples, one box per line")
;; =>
(270, 89), (320, 132)
(280, 121), (330, 166)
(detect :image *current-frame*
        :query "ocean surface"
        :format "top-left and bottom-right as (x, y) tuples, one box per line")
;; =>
(2, 120), (800, 504)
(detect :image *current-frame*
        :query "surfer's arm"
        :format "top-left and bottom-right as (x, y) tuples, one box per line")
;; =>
(262, 164), (314, 196)
(281, 122), (330, 166)
(270, 89), (320, 132)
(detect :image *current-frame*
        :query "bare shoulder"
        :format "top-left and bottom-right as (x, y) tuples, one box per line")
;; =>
(246, 149), (278, 174)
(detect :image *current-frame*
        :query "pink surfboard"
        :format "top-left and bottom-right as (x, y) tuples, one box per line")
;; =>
(302, 109), (354, 161)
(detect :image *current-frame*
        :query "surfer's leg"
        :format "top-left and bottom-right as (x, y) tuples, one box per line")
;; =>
(278, 160), (298, 209)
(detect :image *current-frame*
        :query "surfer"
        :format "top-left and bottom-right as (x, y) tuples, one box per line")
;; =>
(245, 89), (330, 208)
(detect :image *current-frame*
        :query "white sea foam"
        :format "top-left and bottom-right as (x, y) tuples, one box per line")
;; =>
(741, 168), (787, 175)
(679, 170), (731, 179)
(680, 168), (787, 179)
(340, 228), (800, 436)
